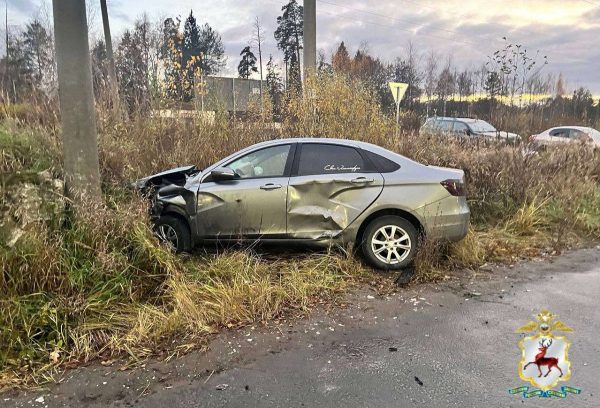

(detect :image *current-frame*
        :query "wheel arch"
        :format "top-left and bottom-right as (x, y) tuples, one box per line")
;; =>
(160, 205), (192, 234)
(355, 208), (424, 247)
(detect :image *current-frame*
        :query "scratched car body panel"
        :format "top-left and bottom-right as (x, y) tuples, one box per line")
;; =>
(134, 138), (470, 270)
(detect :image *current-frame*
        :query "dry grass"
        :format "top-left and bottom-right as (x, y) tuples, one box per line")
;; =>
(2, 73), (600, 389)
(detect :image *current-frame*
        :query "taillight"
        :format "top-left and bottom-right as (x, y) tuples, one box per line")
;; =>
(441, 179), (466, 196)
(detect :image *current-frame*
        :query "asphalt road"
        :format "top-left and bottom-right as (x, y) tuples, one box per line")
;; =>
(6, 248), (600, 407)
(142, 249), (600, 408)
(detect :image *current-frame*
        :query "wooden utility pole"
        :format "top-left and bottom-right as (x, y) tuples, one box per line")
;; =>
(52, 0), (101, 200)
(100, 0), (120, 116)
(303, 0), (316, 80)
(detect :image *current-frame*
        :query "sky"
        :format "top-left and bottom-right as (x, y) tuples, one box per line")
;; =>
(6, 0), (600, 93)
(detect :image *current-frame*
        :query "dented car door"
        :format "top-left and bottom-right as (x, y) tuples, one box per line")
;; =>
(287, 143), (384, 239)
(196, 144), (293, 239)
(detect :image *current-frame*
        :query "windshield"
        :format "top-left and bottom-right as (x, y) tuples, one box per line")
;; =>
(469, 120), (497, 133)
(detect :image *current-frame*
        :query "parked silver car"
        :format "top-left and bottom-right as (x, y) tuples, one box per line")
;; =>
(133, 138), (470, 270)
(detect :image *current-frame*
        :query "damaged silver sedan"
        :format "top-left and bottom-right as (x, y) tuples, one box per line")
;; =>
(133, 138), (470, 270)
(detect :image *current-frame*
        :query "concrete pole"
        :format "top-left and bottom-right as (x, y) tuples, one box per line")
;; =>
(53, 0), (101, 200)
(303, 0), (316, 80)
(100, 0), (120, 116)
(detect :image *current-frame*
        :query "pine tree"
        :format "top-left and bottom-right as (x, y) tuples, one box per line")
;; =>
(183, 11), (201, 101)
(238, 45), (258, 79)
(266, 55), (283, 96)
(22, 19), (54, 90)
(266, 55), (284, 116)
(115, 20), (152, 112)
(3, 35), (30, 101)
(198, 23), (225, 75)
(332, 42), (351, 74)
(484, 71), (502, 98)
(91, 40), (108, 97)
(288, 51), (301, 93)
(161, 17), (184, 100)
(274, 0), (303, 84)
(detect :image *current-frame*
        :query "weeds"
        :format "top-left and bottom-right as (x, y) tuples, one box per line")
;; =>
(2, 74), (600, 389)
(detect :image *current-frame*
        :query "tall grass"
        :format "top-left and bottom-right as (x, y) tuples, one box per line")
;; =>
(2, 74), (600, 389)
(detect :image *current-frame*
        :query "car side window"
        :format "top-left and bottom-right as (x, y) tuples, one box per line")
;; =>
(363, 150), (400, 173)
(549, 128), (570, 138)
(453, 122), (469, 134)
(226, 144), (291, 179)
(297, 144), (366, 176)
(440, 121), (454, 132)
(570, 129), (590, 141)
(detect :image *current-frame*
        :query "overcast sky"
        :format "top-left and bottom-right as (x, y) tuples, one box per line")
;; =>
(7, 0), (600, 94)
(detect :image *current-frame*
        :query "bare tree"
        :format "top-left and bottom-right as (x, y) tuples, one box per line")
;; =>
(252, 18), (264, 86)
(424, 51), (439, 116)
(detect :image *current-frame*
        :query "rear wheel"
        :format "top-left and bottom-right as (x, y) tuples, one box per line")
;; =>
(154, 215), (191, 253)
(361, 215), (418, 270)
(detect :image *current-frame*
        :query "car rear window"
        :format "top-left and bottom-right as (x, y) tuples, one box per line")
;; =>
(362, 150), (400, 173)
(297, 143), (366, 176)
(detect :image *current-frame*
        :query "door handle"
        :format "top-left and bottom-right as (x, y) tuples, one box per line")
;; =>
(260, 183), (282, 190)
(351, 177), (374, 184)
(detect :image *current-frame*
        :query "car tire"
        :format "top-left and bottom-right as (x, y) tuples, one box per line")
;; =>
(154, 215), (191, 253)
(361, 215), (419, 270)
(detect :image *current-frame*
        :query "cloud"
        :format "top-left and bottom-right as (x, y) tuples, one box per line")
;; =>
(8, 0), (600, 91)
(8, 0), (38, 15)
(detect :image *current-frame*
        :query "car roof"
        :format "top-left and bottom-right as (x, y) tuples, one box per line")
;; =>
(544, 126), (597, 132)
(426, 117), (487, 124)
(242, 137), (377, 150)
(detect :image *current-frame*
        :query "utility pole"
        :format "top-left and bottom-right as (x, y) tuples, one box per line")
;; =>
(303, 0), (316, 80)
(5, 1), (8, 60)
(52, 0), (101, 200)
(100, 0), (120, 117)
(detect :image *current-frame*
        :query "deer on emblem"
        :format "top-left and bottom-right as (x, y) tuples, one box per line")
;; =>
(523, 338), (563, 378)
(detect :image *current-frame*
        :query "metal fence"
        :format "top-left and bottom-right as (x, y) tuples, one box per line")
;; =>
(197, 76), (264, 112)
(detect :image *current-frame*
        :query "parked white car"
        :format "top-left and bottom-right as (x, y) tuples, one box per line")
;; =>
(532, 126), (600, 147)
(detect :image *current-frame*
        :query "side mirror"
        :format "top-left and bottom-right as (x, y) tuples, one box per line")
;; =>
(210, 167), (237, 181)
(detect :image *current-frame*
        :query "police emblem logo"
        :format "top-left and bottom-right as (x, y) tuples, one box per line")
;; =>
(510, 309), (581, 399)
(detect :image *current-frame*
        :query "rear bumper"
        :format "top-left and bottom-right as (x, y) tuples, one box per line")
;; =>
(416, 196), (470, 242)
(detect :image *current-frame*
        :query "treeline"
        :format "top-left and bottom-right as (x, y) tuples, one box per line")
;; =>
(1, 0), (598, 127)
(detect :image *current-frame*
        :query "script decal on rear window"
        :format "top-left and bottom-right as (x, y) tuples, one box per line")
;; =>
(324, 164), (361, 172)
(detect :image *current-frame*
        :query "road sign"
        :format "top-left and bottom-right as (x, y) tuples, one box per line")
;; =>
(389, 82), (409, 104)
(389, 82), (409, 135)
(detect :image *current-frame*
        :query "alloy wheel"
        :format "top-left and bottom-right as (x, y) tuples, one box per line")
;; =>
(370, 225), (412, 265)
(156, 224), (179, 250)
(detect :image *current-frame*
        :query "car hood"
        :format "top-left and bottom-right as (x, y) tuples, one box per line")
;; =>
(476, 130), (521, 140)
(131, 165), (199, 190)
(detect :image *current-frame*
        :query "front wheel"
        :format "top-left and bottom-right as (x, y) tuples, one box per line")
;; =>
(361, 215), (418, 270)
(154, 215), (191, 253)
